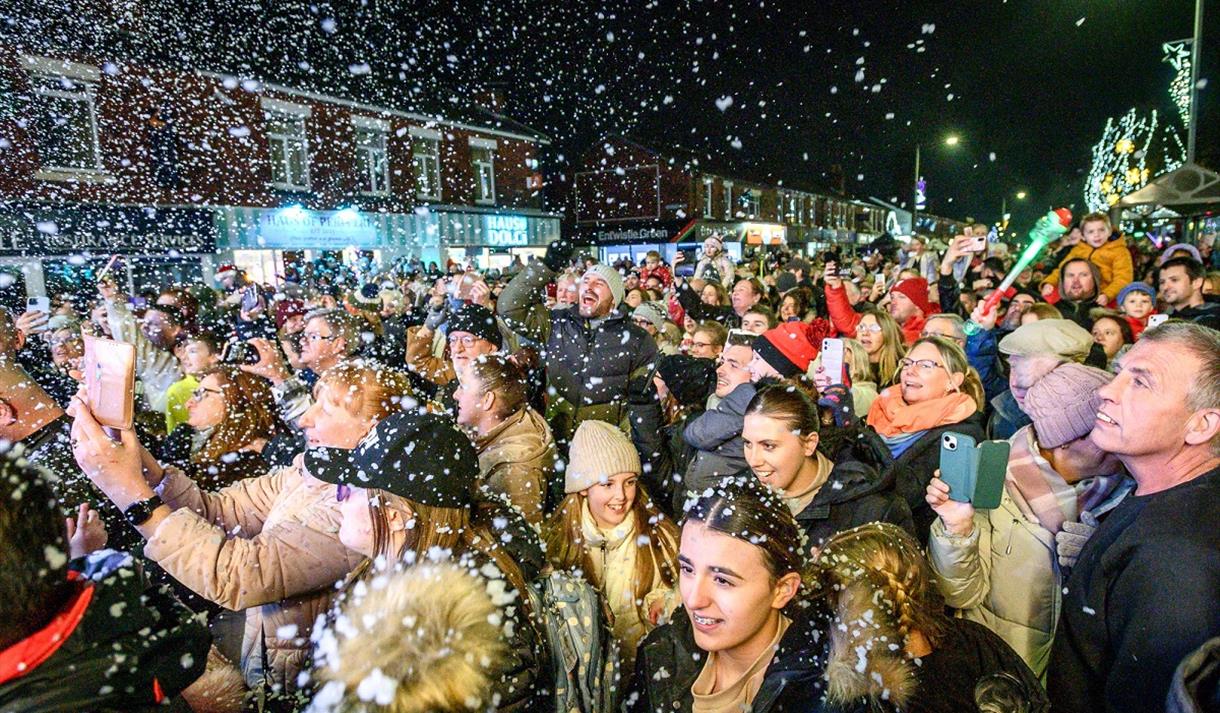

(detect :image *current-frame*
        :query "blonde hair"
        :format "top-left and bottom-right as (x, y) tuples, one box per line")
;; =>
(542, 490), (679, 625)
(841, 338), (874, 385)
(908, 336), (985, 411)
(859, 308), (905, 387)
(316, 361), (415, 421)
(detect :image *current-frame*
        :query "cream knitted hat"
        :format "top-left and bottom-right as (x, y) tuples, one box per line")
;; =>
(564, 420), (640, 493)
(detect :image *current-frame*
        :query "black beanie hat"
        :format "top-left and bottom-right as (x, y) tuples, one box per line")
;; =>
(657, 354), (716, 408)
(305, 411), (478, 508)
(447, 304), (503, 349)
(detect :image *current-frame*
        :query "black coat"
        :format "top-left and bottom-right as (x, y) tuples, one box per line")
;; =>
(0, 555), (209, 713)
(887, 410), (988, 544)
(626, 602), (879, 713)
(796, 456), (916, 555)
(674, 281), (741, 328)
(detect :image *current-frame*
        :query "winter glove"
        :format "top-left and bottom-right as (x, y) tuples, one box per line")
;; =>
(1056, 510), (1098, 571)
(423, 302), (448, 332)
(542, 238), (576, 273)
(817, 384), (857, 428)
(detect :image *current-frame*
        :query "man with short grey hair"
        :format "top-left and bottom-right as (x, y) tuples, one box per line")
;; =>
(1050, 322), (1220, 713)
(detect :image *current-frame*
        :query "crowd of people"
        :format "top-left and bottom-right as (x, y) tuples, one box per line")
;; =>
(1, 214), (1218, 713)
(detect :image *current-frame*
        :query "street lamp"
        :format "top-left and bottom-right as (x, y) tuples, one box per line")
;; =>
(912, 134), (962, 235)
(1002, 190), (1027, 229)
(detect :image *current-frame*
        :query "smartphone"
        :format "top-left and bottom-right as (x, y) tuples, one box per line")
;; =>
(82, 335), (136, 431)
(939, 432), (1012, 508)
(837, 267), (854, 278)
(821, 338), (847, 385)
(222, 340), (261, 366)
(939, 432), (978, 503)
(241, 285), (260, 312)
(972, 441), (1012, 509)
(1147, 314), (1169, 328)
(27, 296), (51, 314)
(963, 235), (988, 253)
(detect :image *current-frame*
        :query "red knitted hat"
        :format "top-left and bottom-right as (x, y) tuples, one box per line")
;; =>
(753, 321), (828, 377)
(215, 264), (238, 279)
(890, 277), (933, 316)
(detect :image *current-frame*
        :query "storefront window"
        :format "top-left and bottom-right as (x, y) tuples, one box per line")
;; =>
(27, 68), (101, 172)
(264, 102), (310, 190)
(703, 178), (714, 218)
(354, 123), (390, 195)
(723, 182), (733, 220)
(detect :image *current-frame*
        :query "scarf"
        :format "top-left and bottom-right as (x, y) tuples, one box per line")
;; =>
(866, 385), (977, 438)
(1004, 425), (1130, 535)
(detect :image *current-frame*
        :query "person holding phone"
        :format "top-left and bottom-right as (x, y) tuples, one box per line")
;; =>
(96, 281), (185, 416)
(926, 363), (1130, 679)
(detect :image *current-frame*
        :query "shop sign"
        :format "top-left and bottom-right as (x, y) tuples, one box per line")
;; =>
(255, 208), (377, 249)
(575, 220), (689, 244)
(484, 214), (530, 246)
(0, 204), (215, 256)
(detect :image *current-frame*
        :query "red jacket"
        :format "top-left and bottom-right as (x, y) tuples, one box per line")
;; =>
(640, 265), (673, 288)
(825, 284), (925, 345)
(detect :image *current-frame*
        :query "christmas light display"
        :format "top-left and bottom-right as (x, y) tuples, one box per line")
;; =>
(1163, 40), (1193, 128)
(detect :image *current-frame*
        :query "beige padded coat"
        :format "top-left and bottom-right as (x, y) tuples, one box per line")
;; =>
(474, 407), (555, 527)
(145, 454), (364, 690)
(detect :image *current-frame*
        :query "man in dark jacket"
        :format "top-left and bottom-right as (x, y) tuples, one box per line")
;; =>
(1050, 258), (1102, 330)
(498, 240), (662, 466)
(1159, 256), (1220, 330)
(0, 452), (209, 712)
(1049, 322), (1220, 713)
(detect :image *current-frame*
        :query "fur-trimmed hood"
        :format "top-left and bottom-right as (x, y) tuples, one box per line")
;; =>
(308, 562), (509, 713)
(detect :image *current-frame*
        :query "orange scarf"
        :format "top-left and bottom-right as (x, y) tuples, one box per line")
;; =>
(866, 385), (977, 437)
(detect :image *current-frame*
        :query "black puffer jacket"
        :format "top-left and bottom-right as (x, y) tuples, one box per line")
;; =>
(626, 602), (886, 713)
(888, 410), (988, 544)
(497, 261), (662, 457)
(796, 456), (916, 555)
(0, 554), (210, 713)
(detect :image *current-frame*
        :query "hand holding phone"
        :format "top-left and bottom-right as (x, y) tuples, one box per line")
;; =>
(82, 335), (136, 431)
(820, 338), (848, 386)
(962, 235), (988, 253)
(938, 432), (1011, 509)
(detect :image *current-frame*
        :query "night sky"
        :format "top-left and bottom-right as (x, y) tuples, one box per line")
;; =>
(10, 0), (1217, 228)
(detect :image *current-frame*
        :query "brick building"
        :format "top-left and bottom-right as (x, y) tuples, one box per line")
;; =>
(0, 46), (558, 300)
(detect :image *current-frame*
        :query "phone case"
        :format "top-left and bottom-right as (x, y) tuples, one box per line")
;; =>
(938, 432), (978, 503)
(83, 336), (136, 430)
(820, 339), (846, 385)
(971, 441), (1012, 509)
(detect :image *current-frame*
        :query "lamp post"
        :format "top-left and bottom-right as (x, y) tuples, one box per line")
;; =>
(912, 135), (961, 236)
(1001, 191), (1027, 230)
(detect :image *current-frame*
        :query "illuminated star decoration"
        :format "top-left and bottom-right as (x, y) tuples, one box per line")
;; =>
(1163, 40), (1193, 128)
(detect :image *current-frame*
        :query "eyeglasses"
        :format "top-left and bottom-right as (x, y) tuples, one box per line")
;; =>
(856, 323), (883, 334)
(189, 387), (223, 402)
(691, 340), (713, 349)
(920, 331), (963, 343)
(447, 334), (482, 348)
(633, 318), (654, 328)
(335, 482), (352, 502)
(299, 332), (338, 345)
(898, 358), (947, 374)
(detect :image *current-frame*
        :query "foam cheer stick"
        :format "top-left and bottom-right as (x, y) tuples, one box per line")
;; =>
(980, 208), (1072, 316)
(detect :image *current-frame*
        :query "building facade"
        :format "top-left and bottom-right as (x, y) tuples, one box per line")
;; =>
(0, 47), (559, 298)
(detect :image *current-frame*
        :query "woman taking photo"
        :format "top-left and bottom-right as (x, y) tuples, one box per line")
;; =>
(866, 335), (986, 541)
(742, 382), (912, 554)
(311, 410), (552, 712)
(454, 353), (555, 526)
(627, 480), (903, 713)
(69, 362), (403, 694)
(926, 364), (1131, 679)
(173, 365), (279, 490)
(816, 523), (1047, 712)
(542, 420), (679, 670)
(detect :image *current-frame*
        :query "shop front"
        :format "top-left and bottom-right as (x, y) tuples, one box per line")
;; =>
(436, 208), (560, 271)
(215, 205), (441, 285)
(579, 219), (786, 269)
(0, 203), (216, 305)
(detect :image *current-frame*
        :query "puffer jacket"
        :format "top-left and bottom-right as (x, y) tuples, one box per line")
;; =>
(145, 454), (364, 692)
(497, 261), (662, 457)
(0, 553), (209, 713)
(474, 406), (556, 527)
(928, 426), (1133, 681)
(682, 382), (755, 496)
(1042, 235), (1134, 302)
(793, 456), (916, 555)
(627, 598), (909, 713)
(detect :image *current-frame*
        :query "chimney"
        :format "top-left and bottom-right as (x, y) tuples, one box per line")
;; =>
(474, 82), (510, 113)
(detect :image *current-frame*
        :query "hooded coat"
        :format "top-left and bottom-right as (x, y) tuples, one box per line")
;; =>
(0, 556), (210, 713)
(144, 455), (365, 692)
(682, 382), (755, 496)
(793, 456), (917, 555)
(1042, 235), (1134, 302)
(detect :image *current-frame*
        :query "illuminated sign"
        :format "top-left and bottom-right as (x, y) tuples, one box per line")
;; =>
(484, 214), (530, 246)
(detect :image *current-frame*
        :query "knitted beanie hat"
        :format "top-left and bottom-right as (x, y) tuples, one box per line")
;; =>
(632, 301), (668, 332)
(1023, 363), (1114, 448)
(754, 322), (824, 377)
(447, 303), (503, 349)
(889, 277), (933, 316)
(564, 420), (640, 493)
(1116, 281), (1156, 306)
(581, 264), (625, 307)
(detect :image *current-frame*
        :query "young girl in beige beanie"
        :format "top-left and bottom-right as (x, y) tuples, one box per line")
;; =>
(541, 419), (680, 670)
